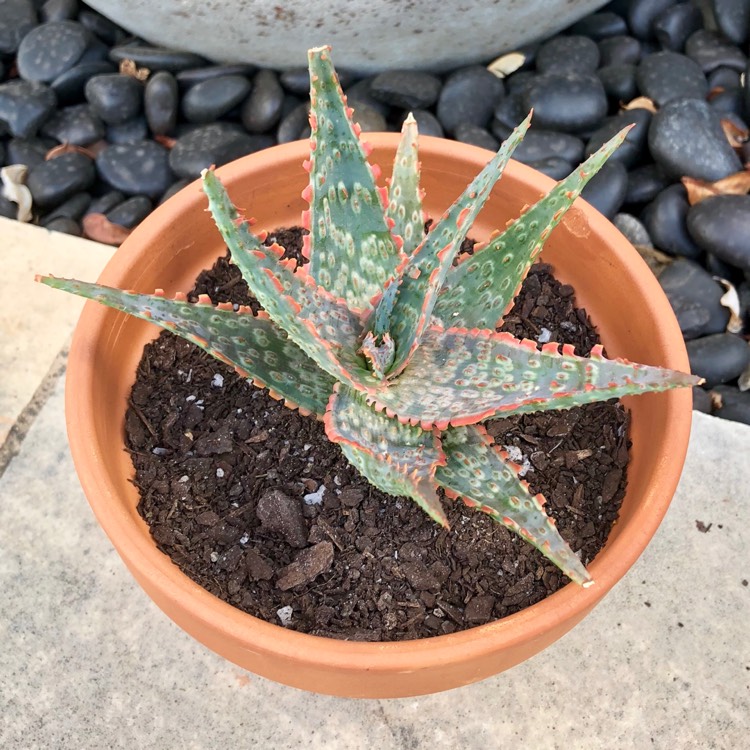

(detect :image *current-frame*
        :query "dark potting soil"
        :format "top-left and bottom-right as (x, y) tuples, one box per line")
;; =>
(127, 228), (629, 641)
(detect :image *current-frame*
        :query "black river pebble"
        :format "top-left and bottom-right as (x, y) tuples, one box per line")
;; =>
(0, 79), (57, 138)
(580, 161), (628, 219)
(26, 150), (95, 208)
(84, 73), (143, 125)
(687, 195), (750, 271)
(711, 385), (750, 426)
(17, 20), (90, 82)
(106, 195), (152, 228)
(648, 98), (742, 181)
(535, 35), (600, 74)
(96, 140), (173, 197)
(40, 103), (105, 145)
(522, 72), (608, 133)
(642, 184), (704, 260)
(436, 66), (504, 135)
(685, 29), (747, 72)
(636, 52), (708, 106)
(687, 333), (750, 387)
(653, 3), (703, 52)
(181, 75), (252, 124)
(658, 259), (730, 339)
(144, 71), (179, 136)
(241, 70), (284, 134)
(370, 70), (442, 110)
(108, 45), (208, 72)
(711, 0), (750, 46)
(598, 35), (642, 67)
(0, 0), (37, 55)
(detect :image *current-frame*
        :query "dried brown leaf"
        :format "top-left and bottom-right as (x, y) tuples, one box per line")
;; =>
(621, 96), (657, 113)
(682, 171), (750, 205)
(82, 213), (132, 245)
(487, 51), (525, 78)
(0, 164), (32, 222)
(45, 143), (96, 160)
(154, 134), (177, 149)
(721, 118), (749, 149)
(714, 277), (743, 333)
(119, 59), (150, 81)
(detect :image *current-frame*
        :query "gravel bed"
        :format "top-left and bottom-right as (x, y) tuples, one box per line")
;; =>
(1, 0), (748, 423)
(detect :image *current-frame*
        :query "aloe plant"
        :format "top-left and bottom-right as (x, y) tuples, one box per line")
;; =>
(38, 47), (700, 588)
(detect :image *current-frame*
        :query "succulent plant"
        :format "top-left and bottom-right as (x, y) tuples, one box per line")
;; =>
(38, 47), (700, 588)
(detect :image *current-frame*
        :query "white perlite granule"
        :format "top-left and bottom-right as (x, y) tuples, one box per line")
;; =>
(303, 485), (326, 505)
(211, 373), (224, 388)
(216, 468), (225, 478)
(503, 445), (532, 477)
(276, 606), (293, 626)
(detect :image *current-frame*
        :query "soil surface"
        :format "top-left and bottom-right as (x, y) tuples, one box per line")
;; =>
(127, 229), (629, 641)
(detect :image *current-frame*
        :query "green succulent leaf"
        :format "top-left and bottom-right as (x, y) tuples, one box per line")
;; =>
(433, 128), (631, 330)
(372, 112), (532, 379)
(37, 276), (335, 416)
(202, 167), (381, 391)
(367, 327), (702, 429)
(303, 46), (403, 312)
(386, 112), (423, 257)
(324, 383), (448, 526)
(436, 425), (592, 586)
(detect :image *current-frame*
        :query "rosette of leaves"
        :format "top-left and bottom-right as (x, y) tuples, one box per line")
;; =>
(39, 47), (699, 587)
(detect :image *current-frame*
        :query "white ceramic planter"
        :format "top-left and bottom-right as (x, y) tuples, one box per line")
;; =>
(86, 0), (609, 73)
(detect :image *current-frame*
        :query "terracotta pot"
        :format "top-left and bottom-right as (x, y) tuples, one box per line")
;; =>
(65, 134), (693, 698)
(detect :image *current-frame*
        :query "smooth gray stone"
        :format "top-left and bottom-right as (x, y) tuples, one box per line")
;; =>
(685, 29), (747, 72)
(241, 69), (284, 133)
(648, 98), (742, 181)
(109, 44), (207, 72)
(6, 137), (50, 169)
(504, 70), (536, 96)
(597, 64), (638, 102)
(0, 195), (16, 219)
(628, 0), (678, 40)
(569, 11), (628, 40)
(85, 73), (143, 125)
(77, 9), (123, 45)
(176, 64), (257, 87)
(625, 163), (669, 204)
(370, 70), (442, 109)
(687, 333), (750, 386)
(169, 123), (267, 178)
(708, 87), (746, 118)
(522, 72), (607, 133)
(711, 385), (750, 424)
(40, 191), (91, 222)
(653, 3), (703, 51)
(51, 60), (116, 105)
(0, 0), (37, 55)
(453, 123), (499, 151)
(525, 156), (573, 180)
(598, 35), (641, 66)
(712, 0), (750, 45)
(407, 109), (443, 138)
(144, 71), (178, 136)
(350, 101), (387, 133)
(17, 20), (90, 82)
(344, 77), (390, 118)
(40, 0), (79, 23)
(181, 74), (251, 123)
(106, 194), (152, 228)
(613, 213), (652, 248)
(158, 178), (191, 205)
(505, 129), (585, 165)
(585, 108), (651, 168)
(40, 103), (105, 146)
(580, 161), (628, 218)
(279, 67), (313, 95)
(636, 52), (708, 106)
(692, 386), (713, 414)
(41, 216), (81, 235)
(86, 189), (124, 215)
(26, 151), (96, 208)
(687, 195), (750, 271)
(0, 80), (57, 138)
(536, 35), (600, 73)
(658, 258), (730, 339)
(709, 66), (742, 89)
(96, 140), (174, 197)
(107, 116), (149, 144)
(491, 92), (528, 135)
(276, 102), (309, 144)
(77, 35), (110, 65)
(436, 66), (504, 134)
(642, 184), (703, 260)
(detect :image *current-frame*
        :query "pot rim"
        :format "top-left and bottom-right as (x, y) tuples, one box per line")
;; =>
(66, 133), (692, 676)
